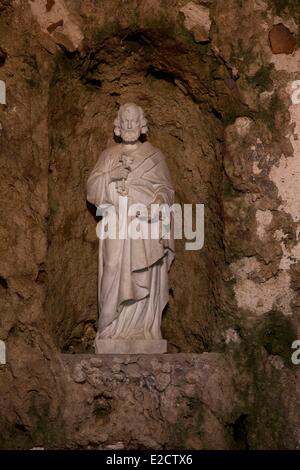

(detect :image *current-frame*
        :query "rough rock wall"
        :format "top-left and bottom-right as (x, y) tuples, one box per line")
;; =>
(0, 0), (66, 449)
(62, 352), (300, 450)
(62, 353), (250, 450)
(0, 0), (300, 449)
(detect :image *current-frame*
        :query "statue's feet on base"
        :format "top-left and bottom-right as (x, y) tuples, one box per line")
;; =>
(94, 338), (167, 354)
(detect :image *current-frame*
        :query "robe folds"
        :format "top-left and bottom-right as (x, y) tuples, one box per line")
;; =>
(87, 141), (175, 340)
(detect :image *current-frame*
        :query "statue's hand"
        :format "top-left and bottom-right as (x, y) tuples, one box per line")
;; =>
(110, 164), (130, 183)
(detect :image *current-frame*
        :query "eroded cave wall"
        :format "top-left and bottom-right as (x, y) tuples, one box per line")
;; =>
(0, 0), (300, 450)
(0, 0), (66, 449)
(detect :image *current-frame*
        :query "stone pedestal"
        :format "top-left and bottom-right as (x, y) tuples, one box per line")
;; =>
(94, 338), (167, 354)
(61, 352), (238, 450)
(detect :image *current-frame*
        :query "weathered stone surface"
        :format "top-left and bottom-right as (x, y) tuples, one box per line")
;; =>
(61, 353), (243, 449)
(269, 23), (296, 55)
(29, 0), (83, 52)
(180, 2), (211, 43)
(60, 352), (300, 450)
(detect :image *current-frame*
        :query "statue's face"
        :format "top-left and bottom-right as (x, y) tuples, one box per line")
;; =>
(119, 106), (141, 143)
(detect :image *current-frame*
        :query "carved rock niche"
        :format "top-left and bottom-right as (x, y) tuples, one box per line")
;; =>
(47, 27), (225, 353)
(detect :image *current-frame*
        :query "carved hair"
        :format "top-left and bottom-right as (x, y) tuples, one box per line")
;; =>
(114, 103), (148, 136)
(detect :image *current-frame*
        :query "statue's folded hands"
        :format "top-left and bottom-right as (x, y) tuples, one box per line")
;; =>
(109, 163), (130, 183)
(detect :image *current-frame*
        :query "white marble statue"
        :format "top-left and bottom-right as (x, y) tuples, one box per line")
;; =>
(87, 103), (175, 354)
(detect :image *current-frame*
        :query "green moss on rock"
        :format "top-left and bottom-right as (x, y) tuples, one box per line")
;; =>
(247, 65), (274, 91)
(223, 179), (240, 198)
(257, 311), (296, 363)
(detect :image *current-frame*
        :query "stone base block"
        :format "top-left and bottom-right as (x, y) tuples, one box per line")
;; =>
(61, 352), (237, 449)
(94, 338), (167, 354)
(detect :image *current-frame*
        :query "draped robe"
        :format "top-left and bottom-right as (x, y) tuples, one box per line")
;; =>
(87, 141), (175, 341)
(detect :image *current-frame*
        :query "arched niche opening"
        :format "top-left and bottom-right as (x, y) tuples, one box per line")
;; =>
(47, 27), (225, 353)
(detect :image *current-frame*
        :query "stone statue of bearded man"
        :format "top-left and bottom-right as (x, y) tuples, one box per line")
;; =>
(87, 103), (175, 354)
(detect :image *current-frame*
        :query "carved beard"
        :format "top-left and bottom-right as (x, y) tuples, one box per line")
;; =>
(120, 129), (140, 143)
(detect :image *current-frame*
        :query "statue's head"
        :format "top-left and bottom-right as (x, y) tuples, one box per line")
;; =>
(114, 103), (148, 143)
